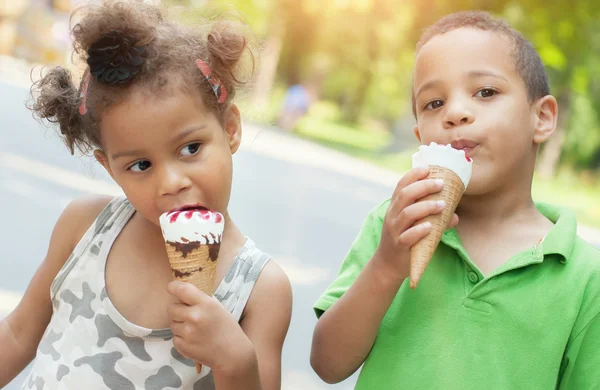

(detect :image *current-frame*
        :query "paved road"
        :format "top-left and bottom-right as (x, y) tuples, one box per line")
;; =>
(1, 81), (394, 389)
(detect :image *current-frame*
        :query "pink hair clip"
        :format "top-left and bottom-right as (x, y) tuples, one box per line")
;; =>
(195, 59), (227, 103)
(79, 71), (91, 115)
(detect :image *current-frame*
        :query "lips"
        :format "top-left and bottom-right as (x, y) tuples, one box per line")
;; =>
(173, 204), (208, 212)
(450, 139), (478, 155)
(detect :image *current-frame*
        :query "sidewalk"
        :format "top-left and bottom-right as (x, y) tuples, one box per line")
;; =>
(2, 54), (599, 245)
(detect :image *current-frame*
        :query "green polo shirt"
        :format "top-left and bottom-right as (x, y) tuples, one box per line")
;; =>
(314, 200), (600, 389)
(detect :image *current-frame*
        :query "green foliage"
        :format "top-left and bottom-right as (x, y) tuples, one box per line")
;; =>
(167, 0), (600, 172)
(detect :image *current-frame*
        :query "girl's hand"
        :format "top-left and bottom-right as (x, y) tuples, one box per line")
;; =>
(167, 281), (256, 375)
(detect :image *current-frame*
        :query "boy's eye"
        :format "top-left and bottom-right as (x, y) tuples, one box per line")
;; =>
(476, 88), (497, 98)
(180, 143), (201, 157)
(129, 160), (151, 172)
(424, 100), (444, 110)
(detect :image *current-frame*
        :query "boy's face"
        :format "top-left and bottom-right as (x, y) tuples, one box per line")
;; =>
(413, 28), (542, 196)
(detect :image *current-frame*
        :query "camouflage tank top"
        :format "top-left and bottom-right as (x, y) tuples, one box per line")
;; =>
(22, 197), (270, 390)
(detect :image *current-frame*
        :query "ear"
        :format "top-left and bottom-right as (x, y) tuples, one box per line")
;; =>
(223, 104), (242, 154)
(413, 124), (422, 143)
(532, 95), (558, 144)
(94, 149), (114, 179)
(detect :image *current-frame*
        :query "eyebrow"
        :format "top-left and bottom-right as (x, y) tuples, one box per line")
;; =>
(467, 70), (509, 83)
(111, 125), (207, 160)
(414, 70), (510, 100)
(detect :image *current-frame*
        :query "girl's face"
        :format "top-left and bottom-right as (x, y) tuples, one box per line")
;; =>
(95, 85), (242, 225)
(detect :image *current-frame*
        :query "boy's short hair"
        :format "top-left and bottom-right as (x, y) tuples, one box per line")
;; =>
(412, 11), (550, 117)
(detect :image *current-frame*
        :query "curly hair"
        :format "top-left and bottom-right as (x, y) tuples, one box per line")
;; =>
(412, 11), (550, 117)
(29, 0), (255, 155)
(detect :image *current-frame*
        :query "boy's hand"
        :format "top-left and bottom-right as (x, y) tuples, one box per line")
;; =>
(375, 166), (459, 280)
(167, 281), (256, 374)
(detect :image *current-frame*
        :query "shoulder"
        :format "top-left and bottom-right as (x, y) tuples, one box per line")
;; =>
(243, 259), (292, 322)
(256, 260), (292, 296)
(4, 195), (115, 344)
(57, 195), (115, 249)
(250, 260), (292, 309)
(568, 236), (600, 270)
(564, 237), (600, 331)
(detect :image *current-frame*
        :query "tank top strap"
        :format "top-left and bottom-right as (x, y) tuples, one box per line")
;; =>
(213, 238), (271, 321)
(50, 196), (133, 300)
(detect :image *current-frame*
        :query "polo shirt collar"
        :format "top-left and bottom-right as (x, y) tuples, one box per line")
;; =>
(441, 203), (577, 263)
(537, 202), (577, 262)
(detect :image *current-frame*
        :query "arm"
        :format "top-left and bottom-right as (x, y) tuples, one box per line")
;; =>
(0, 196), (112, 387)
(311, 250), (408, 384)
(311, 167), (456, 384)
(167, 262), (292, 390)
(558, 311), (600, 389)
(231, 261), (292, 390)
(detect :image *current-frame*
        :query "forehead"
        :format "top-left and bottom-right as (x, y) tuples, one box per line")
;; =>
(98, 84), (212, 151)
(414, 28), (519, 88)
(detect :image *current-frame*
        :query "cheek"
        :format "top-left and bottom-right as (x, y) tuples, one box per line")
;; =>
(415, 119), (443, 144)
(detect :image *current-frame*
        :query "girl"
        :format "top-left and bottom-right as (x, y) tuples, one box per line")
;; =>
(0, 1), (292, 389)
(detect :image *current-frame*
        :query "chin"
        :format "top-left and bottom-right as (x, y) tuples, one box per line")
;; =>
(463, 178), (489, 196)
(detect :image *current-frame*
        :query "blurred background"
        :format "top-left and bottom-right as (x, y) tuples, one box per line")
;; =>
(1, 0), (599, 224)
(1, 0), (599, 389)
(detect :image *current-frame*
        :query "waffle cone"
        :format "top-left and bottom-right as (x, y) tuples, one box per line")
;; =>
(165, 243), (220, 296)
(165, 242), (221, 374)
(410, 166), (465, 289)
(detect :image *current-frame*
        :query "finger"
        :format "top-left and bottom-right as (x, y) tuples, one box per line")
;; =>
(167, 302), (188, 322)
(398, 222), (433, 248)
(167, 281), (207, 306)
(447, 213), (459, 229)
(170, 321), (186, 337)
(391, 166), (431, 201)
(389, 179), (445, 220)
(395, 200), (446, 233)
(172, 335), (191, 359)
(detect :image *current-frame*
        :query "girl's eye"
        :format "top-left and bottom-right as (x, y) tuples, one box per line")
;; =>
(129, 160), (151, 172)
(476, 88), (498, 98)
(180, 143), (201, 157)
(424, 100), (444, 110)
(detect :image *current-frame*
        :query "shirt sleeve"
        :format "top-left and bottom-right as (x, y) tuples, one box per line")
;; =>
(313, 200), (389, 318)
(558, 311), (600, 389)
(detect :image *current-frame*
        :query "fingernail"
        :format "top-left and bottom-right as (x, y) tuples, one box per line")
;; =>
(437, 200), (446, 208)
(423, 222), (432, 229)
(435, 179), (444, 186)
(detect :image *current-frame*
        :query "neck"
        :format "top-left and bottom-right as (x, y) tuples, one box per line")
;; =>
(222, 211), (244, 242)
(456, 171), (539, 229)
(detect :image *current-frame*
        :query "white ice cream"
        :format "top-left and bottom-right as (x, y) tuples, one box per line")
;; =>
(159, 210), (224, 245)
(412, 142), (473, 188)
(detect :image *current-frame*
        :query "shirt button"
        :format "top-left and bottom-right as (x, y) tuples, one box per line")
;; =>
(468, 271), (479, 283)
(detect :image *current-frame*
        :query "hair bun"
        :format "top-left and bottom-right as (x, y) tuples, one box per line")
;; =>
(87, 31), (146, 85)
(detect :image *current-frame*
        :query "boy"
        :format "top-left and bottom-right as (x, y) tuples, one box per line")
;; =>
(311, 11), (600, 389)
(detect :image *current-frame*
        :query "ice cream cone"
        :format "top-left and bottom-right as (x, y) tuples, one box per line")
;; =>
(165, 242), (220, 295)
(165, 241), (220, 374)
(410, 166), (465, 289)
(160, 209), (224, 374)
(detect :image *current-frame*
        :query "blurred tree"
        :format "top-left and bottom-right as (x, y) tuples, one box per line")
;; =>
(163, 0), (600, 173)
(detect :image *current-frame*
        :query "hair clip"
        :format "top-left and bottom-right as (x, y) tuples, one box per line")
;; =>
(195, 59), (227, 103)
(79, 70), (91, 115)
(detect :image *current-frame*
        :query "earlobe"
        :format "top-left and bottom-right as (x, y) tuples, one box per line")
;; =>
(94, 150), (114, 179)
(224, 104), (242, 154)
(413, 125), (422, 143)
(533, 95), (558, 144)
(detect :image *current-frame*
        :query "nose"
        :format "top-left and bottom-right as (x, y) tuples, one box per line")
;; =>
(443, 98), (475, 129)
(157, 163), (192, 196)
